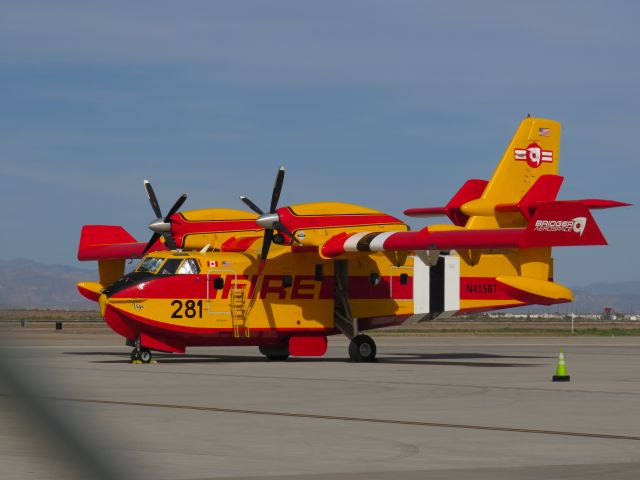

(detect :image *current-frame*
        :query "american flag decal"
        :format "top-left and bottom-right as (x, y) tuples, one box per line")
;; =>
(538, 127), (551, 137)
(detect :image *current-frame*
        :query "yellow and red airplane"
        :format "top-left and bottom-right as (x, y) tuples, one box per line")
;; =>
(77, 117), (629, 363)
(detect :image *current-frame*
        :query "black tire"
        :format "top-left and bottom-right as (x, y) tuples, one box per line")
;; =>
(259, 344), (290, 361)
(139, 349), (152, 364)
(348, 335), (377, 362)
(266, 354), (290, 361)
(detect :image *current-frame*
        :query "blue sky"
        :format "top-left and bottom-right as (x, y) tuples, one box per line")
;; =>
(1, 1), (638, 286)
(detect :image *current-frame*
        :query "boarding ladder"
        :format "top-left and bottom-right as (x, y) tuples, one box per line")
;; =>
(230, 288), (249, 338)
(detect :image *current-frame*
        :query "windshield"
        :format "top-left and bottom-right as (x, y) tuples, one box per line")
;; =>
(177, 258), (200, 275)
(137, 257), (164, 273)
(158, 258), (184, 275)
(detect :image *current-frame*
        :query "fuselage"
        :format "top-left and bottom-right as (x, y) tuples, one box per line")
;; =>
(99, 248), (414, 351)
(96, 244), (554, 354)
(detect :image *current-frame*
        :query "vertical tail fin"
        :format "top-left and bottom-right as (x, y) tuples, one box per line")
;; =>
(459, 117), (562, 288)
(464, 117), (561, 229)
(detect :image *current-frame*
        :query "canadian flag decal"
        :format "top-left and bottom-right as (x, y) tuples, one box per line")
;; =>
(514, 143), (553, 168)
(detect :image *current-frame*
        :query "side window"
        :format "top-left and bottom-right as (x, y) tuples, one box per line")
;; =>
(177, 258), (201, 275)
(159, 259), (183, 275)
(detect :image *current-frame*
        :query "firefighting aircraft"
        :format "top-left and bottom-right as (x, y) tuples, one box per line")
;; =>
(77, 117), (629, 363)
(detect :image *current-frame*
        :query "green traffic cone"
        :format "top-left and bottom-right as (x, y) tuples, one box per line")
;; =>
(552, 348), (570, 382)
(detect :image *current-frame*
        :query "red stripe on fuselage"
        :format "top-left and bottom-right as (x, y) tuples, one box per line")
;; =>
(109, 274), (413, 300)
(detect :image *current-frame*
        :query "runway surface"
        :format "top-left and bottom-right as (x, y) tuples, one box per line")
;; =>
(1, 330), (639, 479)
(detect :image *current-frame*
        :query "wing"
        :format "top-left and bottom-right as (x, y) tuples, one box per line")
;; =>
(320, 201), (615, 258)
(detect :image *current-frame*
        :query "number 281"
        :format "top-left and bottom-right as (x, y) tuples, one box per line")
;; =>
(171, 299), (203, 318)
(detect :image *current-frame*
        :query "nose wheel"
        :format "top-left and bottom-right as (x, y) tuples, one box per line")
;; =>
(348, 334), (377, 362)
(130, 348), (153, 364)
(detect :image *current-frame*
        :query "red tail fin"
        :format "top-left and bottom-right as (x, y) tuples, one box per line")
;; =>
(404, 179), (488, 226)
(494, 175), (564, 220)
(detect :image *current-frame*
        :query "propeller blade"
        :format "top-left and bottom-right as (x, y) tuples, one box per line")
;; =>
(240, 196), (264, 215)
(144, 180), (163, 219)
(261, 229), (274, 260)
(164, 194), (187, 221)
(274, 221), (302, 246)
(269, 166), (285, 213)
(142, 232), (162, 255)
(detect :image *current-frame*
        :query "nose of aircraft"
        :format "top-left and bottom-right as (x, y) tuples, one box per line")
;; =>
(76, 281), (103, 302)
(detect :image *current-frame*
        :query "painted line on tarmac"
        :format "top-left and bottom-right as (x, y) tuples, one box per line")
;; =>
(22, 364), (640, 397)
(20, 395), (640, 443)
(369, 343), (640, 348)
(0, 345), (120, 349)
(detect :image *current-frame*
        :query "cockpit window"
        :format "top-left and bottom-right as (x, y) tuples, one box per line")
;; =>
(159, 258), (183, 275)
(177, 258), (200, 275)
(137, 257), (164, 273)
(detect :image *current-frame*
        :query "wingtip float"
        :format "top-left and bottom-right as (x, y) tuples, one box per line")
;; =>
(77, 116), (630, 363)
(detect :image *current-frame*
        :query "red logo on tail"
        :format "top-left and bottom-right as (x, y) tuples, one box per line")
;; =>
(514, 143), (553, 168)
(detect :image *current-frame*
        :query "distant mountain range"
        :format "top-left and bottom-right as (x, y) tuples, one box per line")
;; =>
(0, 258), (638, 314)
(562, 281), (640, 315)
(0, 258), (98, 310)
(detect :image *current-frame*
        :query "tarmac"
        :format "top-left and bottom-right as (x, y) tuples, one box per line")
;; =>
(1, 329), (639, 479)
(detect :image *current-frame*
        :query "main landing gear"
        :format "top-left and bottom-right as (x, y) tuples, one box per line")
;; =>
(130, 347), (153, 364)
(348, 334), (377, 362)
(333, 261), (377, 362)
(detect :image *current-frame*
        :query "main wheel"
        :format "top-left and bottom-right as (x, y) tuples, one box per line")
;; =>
(259, 344), (290, 361)
(348, 334), (377, 362)
(139, 348), (152, 364)
(131, 349), (140, 362)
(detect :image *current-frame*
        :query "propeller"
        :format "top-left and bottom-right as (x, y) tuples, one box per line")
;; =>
(142, 180), (187, 255)
(240, 166), (301, 261)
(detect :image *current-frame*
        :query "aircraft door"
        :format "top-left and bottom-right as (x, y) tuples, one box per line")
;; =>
(206, 269), (236, 315)
(412, 253), (460, 320)
(429, 258), (445, 314)
(206, 269), (250, 337)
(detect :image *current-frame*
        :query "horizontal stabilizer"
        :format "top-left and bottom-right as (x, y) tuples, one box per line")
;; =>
(494, 175), (630, 220)
(557, 199), (632, 210)
(404, 179), (488, 226)
(78, 225), (165, 261)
